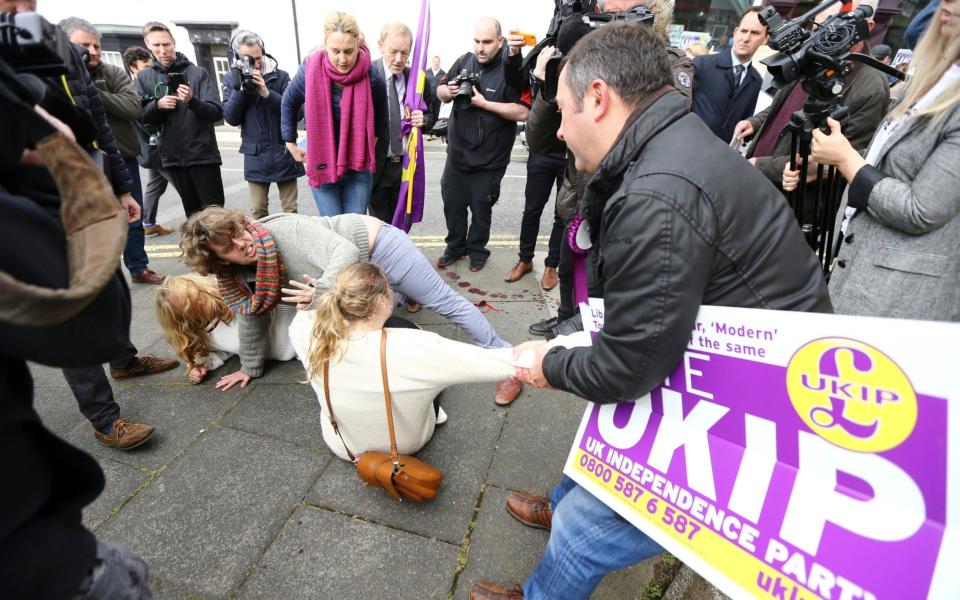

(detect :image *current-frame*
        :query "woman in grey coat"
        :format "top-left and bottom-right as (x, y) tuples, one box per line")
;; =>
(784, 0), (960, 321)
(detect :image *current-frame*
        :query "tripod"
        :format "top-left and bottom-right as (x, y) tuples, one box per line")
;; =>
(786, 98), (850, 275)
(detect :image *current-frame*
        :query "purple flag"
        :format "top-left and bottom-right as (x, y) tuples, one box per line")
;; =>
(392, 0), (431, 232)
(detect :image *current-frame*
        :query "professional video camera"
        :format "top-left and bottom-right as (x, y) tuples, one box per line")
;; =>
(448, 69), (481, 110)
(0, 11), (74, 76)
(756, 0), (905, 275)
(536, 3), (655, 103)
(235, 54), (258, 92)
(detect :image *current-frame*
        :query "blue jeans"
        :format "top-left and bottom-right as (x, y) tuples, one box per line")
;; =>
(524, 476), (665, 599)
(122, 158), (149, 276)
(309, 170), (373, 216)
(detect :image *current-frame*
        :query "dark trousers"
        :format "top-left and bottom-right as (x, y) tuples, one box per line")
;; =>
(519, 152), (566, 267)
(440, 161), (507, 261)
(368, 158), (403, 223)
(557, 220), (575, 321)
(62, 339), (137, 432)
(122, 158), (149, 276)
(142, 167), (170, 227)
(166, 164), (225, 217)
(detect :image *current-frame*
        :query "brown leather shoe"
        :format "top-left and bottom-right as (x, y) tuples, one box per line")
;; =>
(131, 269), (164, 284)
(504, 260), (532, 282)
(143, 224), (174, 236)
(540, 266), (559, 291)
(494, 376), (522, 406)
(94, 419), (155, 450)
(406, 301), (422, 313)
(469, 582), (524, 600)
(110, 355), (179, 379)
(505, 492), (553, 530)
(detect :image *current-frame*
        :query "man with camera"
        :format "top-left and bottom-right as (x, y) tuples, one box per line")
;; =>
(435, 17), (530, 274)
(469, 23), (830, 600)
(222, 30), (303, 220)
(368, 21), (437, 225)
(62, 17), (165, 285)
(733, 0), (889, 221)
(137, 21), (224, 218)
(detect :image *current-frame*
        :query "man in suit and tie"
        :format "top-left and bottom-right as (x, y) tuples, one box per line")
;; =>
(369, 22), (438, 224)
(425, 55), (445, 95)
(691, 7), (767, 143)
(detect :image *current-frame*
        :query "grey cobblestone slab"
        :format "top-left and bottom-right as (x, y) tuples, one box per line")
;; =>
(98, 426), (325, 598)
(83, 458), (152, 532)
(221, 381), (327, 451)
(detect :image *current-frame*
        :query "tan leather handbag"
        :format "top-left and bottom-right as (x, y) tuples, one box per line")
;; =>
(322, 329), (443, 503)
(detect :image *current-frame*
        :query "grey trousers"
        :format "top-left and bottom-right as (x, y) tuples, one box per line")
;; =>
(142, 167), (170, 227)
(71, 539), (152, 600)
(371, 224), (509, 349)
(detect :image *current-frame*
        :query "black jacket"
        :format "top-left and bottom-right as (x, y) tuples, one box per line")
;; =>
(222, 59), (304, 183)
(369, 58), (439, 186)
(137, 53), (223, 167)
(63, 44), (134, 196)
(691, 50), (762, 143)
(543, 92), (832, 403)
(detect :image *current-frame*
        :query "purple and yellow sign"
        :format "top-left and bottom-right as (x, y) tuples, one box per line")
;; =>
(564, 305), (959, 600)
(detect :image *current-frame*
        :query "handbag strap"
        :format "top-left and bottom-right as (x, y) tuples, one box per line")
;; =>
(379, 329), (402, 471)
(322, 360), (357, 462)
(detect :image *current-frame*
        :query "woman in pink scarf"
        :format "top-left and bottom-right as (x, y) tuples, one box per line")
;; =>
(281, 12), (386, 216)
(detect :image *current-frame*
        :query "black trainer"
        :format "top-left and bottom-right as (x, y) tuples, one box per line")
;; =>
(529, 316), (561, 336)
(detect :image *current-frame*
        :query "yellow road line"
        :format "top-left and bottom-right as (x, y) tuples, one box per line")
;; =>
(146, 236), (547, 255)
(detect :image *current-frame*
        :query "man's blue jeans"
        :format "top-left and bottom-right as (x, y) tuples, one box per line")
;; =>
(523, 476), (665, 599)
(122, 158), (149, 276)
(309, 170), (373, 216)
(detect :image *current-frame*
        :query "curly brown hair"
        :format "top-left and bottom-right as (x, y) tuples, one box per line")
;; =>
(178, 207), (248, 275)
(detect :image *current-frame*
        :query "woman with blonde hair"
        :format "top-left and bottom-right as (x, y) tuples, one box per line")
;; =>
(155, 274), (296, 383)
(289, 262), (529, 461)
(281, 11), (385, 216)
(783, 0), (960, 321)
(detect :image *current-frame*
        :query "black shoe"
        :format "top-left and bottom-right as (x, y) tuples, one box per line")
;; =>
(529, 316), (561, 337)
(469, 257), (487, 272)
(546, 314), (584, 341)
(437, 253), (463, 268)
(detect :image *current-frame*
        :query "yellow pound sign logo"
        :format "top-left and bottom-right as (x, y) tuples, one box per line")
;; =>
(786, 338), (917, 452)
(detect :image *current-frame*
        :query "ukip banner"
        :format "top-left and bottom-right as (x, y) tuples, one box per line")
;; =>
(564, 304), (959, 600)
(392, 0), (430, 232)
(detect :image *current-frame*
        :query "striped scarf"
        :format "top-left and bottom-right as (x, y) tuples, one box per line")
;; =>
(217, 221), (286, 316)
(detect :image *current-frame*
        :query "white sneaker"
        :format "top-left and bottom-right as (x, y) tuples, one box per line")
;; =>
(436, 406), (448, 425)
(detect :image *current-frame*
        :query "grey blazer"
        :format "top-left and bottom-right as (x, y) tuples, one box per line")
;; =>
(830, 99), (960, 321)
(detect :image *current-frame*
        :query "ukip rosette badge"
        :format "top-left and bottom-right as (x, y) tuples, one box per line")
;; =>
(786, 337), (917, 452)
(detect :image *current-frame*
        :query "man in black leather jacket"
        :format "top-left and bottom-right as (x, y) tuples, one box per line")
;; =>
(470, 23), (831, 600)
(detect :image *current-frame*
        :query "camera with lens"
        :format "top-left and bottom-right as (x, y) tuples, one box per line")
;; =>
(448, 69), (481, 110)
(0, 11), (75, 76)
(759, 0), (874, 102)
(235, 54), (258, 92)
(537, 4), (654, 103)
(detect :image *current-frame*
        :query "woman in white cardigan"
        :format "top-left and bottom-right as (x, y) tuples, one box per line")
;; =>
(288, 262), (519, 461)
(156, 274), (297, 384)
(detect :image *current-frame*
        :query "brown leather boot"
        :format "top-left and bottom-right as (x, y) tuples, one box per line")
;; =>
(540, 267), (558, 291)
(505, 492), (553, 530)
(110, 355), (179, 379)
(94, 419), (155, 450)
(504, 260), (533, 282)
(469, 582), (524, 600)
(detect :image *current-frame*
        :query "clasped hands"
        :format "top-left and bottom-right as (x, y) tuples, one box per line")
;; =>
(512, 340), (553, 389)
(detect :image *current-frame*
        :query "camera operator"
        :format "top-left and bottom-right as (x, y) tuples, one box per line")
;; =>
(435, 17), (530, 276)
(62, 17), (165, 284)
(733, 0), (890, 224)
(221, 30), (304, 220)
(0, 51), (152, 598)
(468, 23), (830, 600)
(137, 21), (224, 218)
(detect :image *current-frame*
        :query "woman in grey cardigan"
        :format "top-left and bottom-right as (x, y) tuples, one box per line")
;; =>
(783, 0), (960, 322)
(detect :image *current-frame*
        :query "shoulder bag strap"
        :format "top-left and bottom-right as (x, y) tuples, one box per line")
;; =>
(379, 329), (401, 471)
(322, 361), (356, 462)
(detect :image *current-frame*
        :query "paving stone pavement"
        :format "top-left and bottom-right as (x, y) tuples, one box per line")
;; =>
(28, 137), (724, 599)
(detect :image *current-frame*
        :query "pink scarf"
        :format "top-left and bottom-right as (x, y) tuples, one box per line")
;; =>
(304, 45), (376, 187)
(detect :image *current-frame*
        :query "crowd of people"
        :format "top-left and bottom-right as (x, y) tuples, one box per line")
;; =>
(1, 0), (957, 597)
